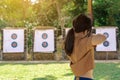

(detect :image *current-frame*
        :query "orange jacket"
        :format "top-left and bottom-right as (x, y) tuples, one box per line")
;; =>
(68, 32), (106, 78)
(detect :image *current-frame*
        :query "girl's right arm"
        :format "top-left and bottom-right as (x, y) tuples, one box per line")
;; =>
(91, 34), (106, 46)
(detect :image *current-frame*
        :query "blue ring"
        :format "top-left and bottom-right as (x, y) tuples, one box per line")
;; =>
(103, 41), (109, 47)
(11, 41), (18, 48)
(42, 33), (48, 39)
(11, 33), (17, 40)
(42, 41), (48, 48)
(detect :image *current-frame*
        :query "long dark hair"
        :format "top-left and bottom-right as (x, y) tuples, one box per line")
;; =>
(64, 14), (92, 56)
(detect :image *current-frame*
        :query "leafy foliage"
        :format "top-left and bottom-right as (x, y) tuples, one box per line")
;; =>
(93, 0), (120, 38)
(0, 0), (35, 27)
(0, 0), (120, 35)
(93, 0), (120, 27)
(70, 0), (87, 17)
(33, 0), (58, 26)
(93, 0), (113, 26)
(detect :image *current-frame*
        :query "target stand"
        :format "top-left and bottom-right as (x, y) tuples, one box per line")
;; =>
(1, 28), (27, 60)
(96, 27), (117, 60)
(33, 27), (56, 60)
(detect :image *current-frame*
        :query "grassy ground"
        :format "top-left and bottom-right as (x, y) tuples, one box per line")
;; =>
(0, 62), (120, 80)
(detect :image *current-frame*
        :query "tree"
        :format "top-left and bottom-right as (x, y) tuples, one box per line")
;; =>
(93, 0), (108, 26)
(61, 0), (88, 27)
(108, 0), (120, 38)
(0, 0), (88, 28)
(93, 0), (116, 26)
(0, 0), (35, 27)
(69, 0), (87, 17)
(32, 0), (57, 26)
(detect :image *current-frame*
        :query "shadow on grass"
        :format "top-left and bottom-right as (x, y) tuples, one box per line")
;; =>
(32, 75), (57, 80)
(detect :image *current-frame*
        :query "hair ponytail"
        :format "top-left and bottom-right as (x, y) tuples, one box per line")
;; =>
(64, 14), (92, 56)
(64, 28), (75, 56)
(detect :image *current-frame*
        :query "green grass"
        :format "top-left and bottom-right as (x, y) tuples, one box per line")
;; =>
(0, 62), (120, 80)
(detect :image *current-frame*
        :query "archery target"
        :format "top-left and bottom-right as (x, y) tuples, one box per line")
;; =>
(96, 28), (117, 51)
(3, 29), (24, 53)
(34, 29), (55, 53)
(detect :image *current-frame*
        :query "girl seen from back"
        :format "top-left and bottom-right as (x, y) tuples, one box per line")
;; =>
(64, 14), (106, 80)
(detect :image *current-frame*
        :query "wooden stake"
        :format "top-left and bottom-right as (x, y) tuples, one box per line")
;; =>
(87, 0), (93, 22)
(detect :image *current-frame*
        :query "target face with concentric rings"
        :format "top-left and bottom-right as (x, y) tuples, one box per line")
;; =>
(42, 41), (48, 48)
(42, 33), (48, 39)
(11, 33), (17, 40)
